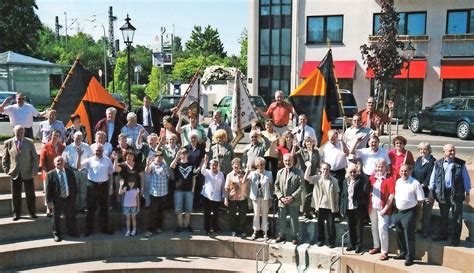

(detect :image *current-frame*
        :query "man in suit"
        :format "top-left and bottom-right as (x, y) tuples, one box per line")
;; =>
(94, 107), (122, 148)
(2, 125), (39, 221)
(274, 153), (303, 244)
(46, 156), (79, 242)
(136, 95), (173, 134)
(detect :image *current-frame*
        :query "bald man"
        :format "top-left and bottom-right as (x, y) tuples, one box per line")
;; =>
(429, 144), (471, 246)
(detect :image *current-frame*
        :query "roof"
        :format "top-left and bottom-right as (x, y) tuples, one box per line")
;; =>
(0, 51), (61, 67)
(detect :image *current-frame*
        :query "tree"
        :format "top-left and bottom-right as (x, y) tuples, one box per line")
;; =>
(132, 45), (152, 85)
(185, 25), (226, 58)
(172, 54), (225, 82)
(173, 36), (183, 54)
(0, 0), (42, 55)
(145, 66), (170, 100)
(360, 0), (404, 105)
(238, 28), (248, 75)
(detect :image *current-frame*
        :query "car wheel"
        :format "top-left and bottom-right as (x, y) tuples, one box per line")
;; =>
(456, 121), (470, 140)
(410, 117), (421, 133)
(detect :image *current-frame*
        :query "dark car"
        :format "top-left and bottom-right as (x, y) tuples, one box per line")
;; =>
(409, 96), (474, 140)
(331, 89), (358, 129)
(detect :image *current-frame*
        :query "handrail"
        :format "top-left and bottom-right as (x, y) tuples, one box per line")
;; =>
(329, 253), (341, 273)
(340, 230), (350, 255)
(256, 223), (271, 273)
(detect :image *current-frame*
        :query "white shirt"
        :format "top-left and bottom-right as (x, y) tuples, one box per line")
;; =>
(56, 168), (69, 197)
(356, 146), (391, 176)
(292, 125), (317, 145)
(344, 126), (373, 150)
(395, 176), (424, 210)
(142, 106), (152, 127)
(63, 142), (93, 169)
(200, 168), (225, 201)
(322, 141), (348, 171)
(81, 156), (114, 182)
(4, 103), (39, 127)
(371, 174), (384, 209)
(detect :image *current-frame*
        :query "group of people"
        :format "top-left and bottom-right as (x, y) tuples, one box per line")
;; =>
(0, 92), (471, 267)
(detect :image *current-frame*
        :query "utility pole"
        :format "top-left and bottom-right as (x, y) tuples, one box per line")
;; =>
(55, 16), (62, 42)
(108, 6), (117, 57)
(64, 12), (68, 45)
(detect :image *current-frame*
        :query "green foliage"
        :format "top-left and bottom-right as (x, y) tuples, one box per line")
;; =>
(145, 66), (170, 100)
(238, 28), (248, 75)
(360, 0), (404, 82)
(172, 54), (226, 82)
(131, 84), (146, 100)
(173, 36), (183, 56)
(0, 0), (42, 55)
(108, 56), (128, 97)
(132, 45), (152, 84)
(185, 25), (227, 58)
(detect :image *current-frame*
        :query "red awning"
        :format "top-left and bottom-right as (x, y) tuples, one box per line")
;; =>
(299, 60), (357, 79)
(440, 60), (474, 79)
(365, 60), (427, 79)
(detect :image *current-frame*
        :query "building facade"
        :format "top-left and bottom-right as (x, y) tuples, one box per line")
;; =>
(247, 0), (474, 117)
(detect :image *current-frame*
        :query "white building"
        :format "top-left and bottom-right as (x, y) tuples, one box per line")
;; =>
(247, 0), (474, 118)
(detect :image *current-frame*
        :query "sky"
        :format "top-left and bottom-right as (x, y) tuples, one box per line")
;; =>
(36, 0), (249, 56)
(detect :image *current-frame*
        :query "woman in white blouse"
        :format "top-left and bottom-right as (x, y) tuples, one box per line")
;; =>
(243, 157), (273, 240)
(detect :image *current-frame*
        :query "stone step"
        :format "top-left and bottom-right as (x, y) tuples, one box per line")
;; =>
(0, 191), (46, 217)
(8, 256), (262, 273)
(0, 174), (44, 194)
(0, 234), (269, 271)
(340, 253), (463, 273)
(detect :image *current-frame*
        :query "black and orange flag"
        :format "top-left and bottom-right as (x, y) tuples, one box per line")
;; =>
(52, 58), (125, 144)
(289, 49), (342, 146)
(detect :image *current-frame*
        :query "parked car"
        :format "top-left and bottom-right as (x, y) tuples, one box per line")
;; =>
(331, 89), (358, 129)
(213, 95), (268, 126)
(0, 91), (33, 119)
(409, 96), (474, 140)
(155, 95), (204, 126)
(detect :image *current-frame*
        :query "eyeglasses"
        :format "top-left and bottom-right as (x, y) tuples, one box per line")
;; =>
(367, 102), (374, 104)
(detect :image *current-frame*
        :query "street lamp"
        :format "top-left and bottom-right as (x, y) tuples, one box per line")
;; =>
(403, 40), (416, 129)
(108, 54), (117, 93)
(120, 14), (136, 110)
(134, 64), (142, 85)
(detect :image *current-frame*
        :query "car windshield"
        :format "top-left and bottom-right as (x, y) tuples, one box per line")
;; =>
(341, 92), (357, 116)
(160, 97), (180, 108)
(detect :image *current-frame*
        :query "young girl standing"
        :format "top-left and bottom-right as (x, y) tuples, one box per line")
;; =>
(119, 179), (140, 236)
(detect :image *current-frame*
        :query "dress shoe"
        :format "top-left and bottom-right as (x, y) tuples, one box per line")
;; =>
(432, 235), (448, 241)
(46, 212), (52, 218)
(185, 226), (193, 233)
(53, 234), (62, 242)
(84, 231), (92, 237)
(404, 259), (414, 266)
(30, 214), (38, 219)
(346, 246), (356, 251)
(291, 239), (298, 245)
(369, 248), (380, 255)
(449, 240), (460, 247)
(275, 236), (286, 243)
(317, 241), (325, 247)
(379, 253), (389, 261)
(12, 215), (20, 221)
(328, 244), (336, 248)
(355, 246), (363, 254)
(394, 254), (406, 260)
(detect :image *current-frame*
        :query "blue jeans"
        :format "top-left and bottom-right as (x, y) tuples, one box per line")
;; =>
(174, 190), (193, 214)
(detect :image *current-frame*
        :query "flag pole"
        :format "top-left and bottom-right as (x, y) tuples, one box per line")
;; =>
(51, 56), (81, 109)
(230, 70), (244, 148)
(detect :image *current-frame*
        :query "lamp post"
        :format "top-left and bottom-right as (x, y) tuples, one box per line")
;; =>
(134, 64), (142, 85)
(108, 54), (117, 93)
(403, 40), (416, 129)
(120, 14), (136, 110)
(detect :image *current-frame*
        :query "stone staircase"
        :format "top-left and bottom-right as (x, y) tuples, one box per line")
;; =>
(0, 173), (473, 272)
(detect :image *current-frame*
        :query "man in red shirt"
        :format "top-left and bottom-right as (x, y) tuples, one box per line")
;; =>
(259, 90), (295, 135)
(358, 97), (394, 136)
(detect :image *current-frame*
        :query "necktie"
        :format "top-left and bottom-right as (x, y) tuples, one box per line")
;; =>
(367, 112), (372, 129)
(59, 171), (68, 198)
(147, 108), (152, 127)
(16, 140), (21, 152)
(300, 126), (305, 147)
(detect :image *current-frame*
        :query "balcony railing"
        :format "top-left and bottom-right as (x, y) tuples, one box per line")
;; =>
(368, 35), (430, 58)
(441, 34), (474, 57)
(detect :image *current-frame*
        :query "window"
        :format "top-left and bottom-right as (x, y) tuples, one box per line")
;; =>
(373, 12), (426, 35)
(447, 9), (474, 34)
(442, 79), (474, 98)
(307, 15), (343, 43)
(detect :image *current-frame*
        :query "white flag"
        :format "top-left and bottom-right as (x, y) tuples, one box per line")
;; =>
(175, 71), (201, 121)
(231, 72), (258, 132)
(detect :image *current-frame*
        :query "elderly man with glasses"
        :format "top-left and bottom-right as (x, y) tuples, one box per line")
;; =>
(358, 97), (394, 136)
